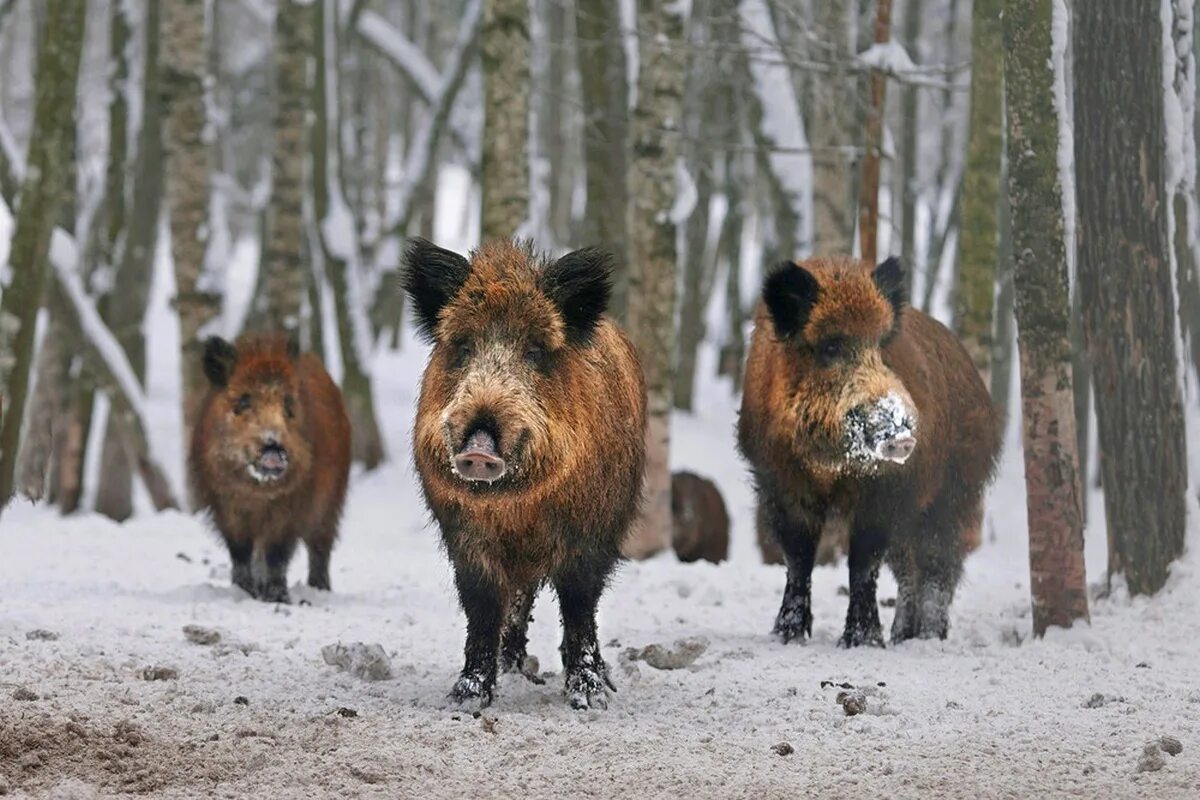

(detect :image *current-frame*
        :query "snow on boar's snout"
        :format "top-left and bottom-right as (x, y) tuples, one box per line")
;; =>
(404, 238), (647, 711)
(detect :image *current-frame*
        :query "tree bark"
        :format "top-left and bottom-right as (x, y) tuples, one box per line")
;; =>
(624, 0), (684, 560)
(251, 0), (312, 335)
(898, 0), (923, 274)
(954, 0), (1003, 383)
(0, 0), (87, 508)
(162, 0), (218, 457)
(480, 0), (530, 241)
(576, 0), (630, 319)
(1003, 0), (1089, 635)
(805, 0), (856, 255)
(857, 0), (894, 265)
(1074, 0), (1188, 596)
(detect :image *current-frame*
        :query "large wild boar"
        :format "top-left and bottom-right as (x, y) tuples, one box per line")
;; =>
(404, 238), (646, 710)
(738, 256), (1000, 646)
(190, 333), (351, 604)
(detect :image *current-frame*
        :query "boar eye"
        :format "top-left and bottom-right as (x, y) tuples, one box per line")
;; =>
(817, 338), (845, 363)
(233, 394), (252, 414)
(450, 338), (473, 368)
(284, 395), (296, 419)
(524, 343), (546, 367)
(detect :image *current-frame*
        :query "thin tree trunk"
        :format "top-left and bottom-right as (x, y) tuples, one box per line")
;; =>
(718, 150), (746, 392)
(162, 0), (218, 457)
(1074, 0), (1188, 596)
(805, 0), (856, 255)
(954, 0), (1003, 382)
(0, 0), (87, 508)
(898, 0), (922, 273)
(857, 0), (894, 265)
(624, 0), (684, 560)
(480, 0), (530, 240)
(251, 0), (312, 335)
(990, 155), (1016, 421)
(576, 0), (630, 318)
(1003, 0), (1089, 635)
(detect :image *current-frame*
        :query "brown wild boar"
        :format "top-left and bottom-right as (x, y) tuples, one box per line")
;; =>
(738, 256), (1000, 646)
(404, 238), (646, 710)
(190, 333), (351, 604)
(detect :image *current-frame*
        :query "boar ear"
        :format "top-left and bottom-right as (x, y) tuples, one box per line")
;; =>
(285, 335), (301, 360)
(763, 262), (820, 339)
(541, 247), (613, 343)
(402, 237), (471, 341)
(873, 256), (906, 319)
(203, 336), (237, 388)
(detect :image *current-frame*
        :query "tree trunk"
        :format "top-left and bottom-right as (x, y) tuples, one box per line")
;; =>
(954, 0), (1003, 383)
(1003, 0), (1089, 635)
(898, 0), (923, 274)
(717, 149), (746, 392)
(576, 0), (630, 318)
(480, 0), (530, 241)
(806, 0), (856, 255)
(990, 157), (1016, 421)
(314, 0), (385, 470)
(857, 0), (894, 265)
(624, 0), (684, 560)
(1074, 0), (1188, 596)
(0, 0), (87, 508)
(162, 0), (218, 456)
(251, 0), (312, 335)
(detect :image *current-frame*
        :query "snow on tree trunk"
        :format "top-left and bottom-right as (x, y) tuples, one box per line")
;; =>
(624, 0), (684, 561)
(576, 0), (631, 320)
(315, 0), (384, 470)
(251, 0), (312, 335)
(0, 0), (87, 508)
(1074, 0), (1188, 596)
(857, 0), (894, 266)
(954, 0), (1003, 384)
(480, 0), (530, 241)
(1003, 0), (1089, 635)
(163, 0), (218, 460)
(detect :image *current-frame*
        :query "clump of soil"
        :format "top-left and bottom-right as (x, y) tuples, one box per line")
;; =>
(320, 642), (392, 681)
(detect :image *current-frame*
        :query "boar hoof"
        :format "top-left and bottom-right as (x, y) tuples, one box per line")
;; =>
(255, 582), (291, 605)
(565, 662), (615, 711)
(838, 625), (885, 649)
(449, 673), (494, 709)
(772, 606), (813, 644)
(502, 654), (545, 685)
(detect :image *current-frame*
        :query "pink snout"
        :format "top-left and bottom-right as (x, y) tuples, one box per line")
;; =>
(453, 430), (507, 483)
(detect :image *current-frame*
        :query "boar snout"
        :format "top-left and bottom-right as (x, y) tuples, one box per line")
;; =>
(842, 391), (917, 466)
(877, 430), (915, 464)
(454, 429), (507, 483)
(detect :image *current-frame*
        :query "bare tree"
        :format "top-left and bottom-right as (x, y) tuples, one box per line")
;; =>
(1003, 0), (1089, 634)
(624, 0), (685, 559)
(0, 0), (87, 508)
(1075, 0), (1188, 595)
(480, 0), (530, 240)
(857, 0), (894, 265)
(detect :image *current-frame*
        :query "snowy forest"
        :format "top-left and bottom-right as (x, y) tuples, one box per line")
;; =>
(0, 0), (1198, 797)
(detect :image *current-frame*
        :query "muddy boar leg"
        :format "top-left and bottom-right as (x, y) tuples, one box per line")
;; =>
(840, 526), (887, 648)
(254, 539), (295, 604)
(555, 559), (616, 711)
(449, 564), (503, 708)
(886, 540), (921, 644)
(764, 502), (820, 643)
(910, 500), (967, 640)
(305, 538), (332, 592)
(500, 588), (544, 684)
(226, 536), (254, 597)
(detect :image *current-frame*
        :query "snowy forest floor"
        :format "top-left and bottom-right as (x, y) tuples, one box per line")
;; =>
(2, 335), (1200, 798)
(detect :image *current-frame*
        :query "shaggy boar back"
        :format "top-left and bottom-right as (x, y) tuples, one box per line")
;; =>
(189, 333), (351, 603)
(738, 256), (1000, 647)
(405, 238), (646, 710)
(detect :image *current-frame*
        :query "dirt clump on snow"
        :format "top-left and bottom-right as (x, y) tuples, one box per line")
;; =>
(25, 629), (59, 641)
(624, 637), (709, 670)
(321, 642), (393, 681)
(140, 666), (178, 681)
(182, 625), (221, 646)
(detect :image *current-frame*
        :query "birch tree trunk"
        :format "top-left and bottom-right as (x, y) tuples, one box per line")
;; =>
(480, 0), (530, 240)
(0, 0), (87, 507)
(1003, 0), (1089, 635)
(954, 0), (1003, 382)
(1074, 0), (1188, 596)
(624, 0), (684, 560)
(251, 0), (312, 335)
(576, 0), (630, 318)
(163, 0), (217, 453)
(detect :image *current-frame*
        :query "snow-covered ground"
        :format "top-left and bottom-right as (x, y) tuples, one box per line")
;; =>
(2, 330), (1199, 799)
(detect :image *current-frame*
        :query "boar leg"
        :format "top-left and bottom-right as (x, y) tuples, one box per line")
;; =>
(253, 539), (295, 604)
(887, 545), (921, 643)
(840, 526), (887, 648)
(500, 588), (544, 684)
(763, 502), (820, 643)
(226, 536), (254, 598)
(555, 560), (616, 711)
(305, 537), (332, 592)
(449, 564), (503, 708)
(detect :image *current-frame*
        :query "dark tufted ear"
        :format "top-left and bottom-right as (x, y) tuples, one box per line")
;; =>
(872, 256), (906, 320)
(763, 262), (820, 340)
(540, 247), (613, 343)
(402, 237), (472, 341)
(203, 336), (238, 388)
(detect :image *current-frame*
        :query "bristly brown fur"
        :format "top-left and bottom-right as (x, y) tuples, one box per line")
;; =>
(739, 256), (1001, 646)
(189, 333), (351, 603)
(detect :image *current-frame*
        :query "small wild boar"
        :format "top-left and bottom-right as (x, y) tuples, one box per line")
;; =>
(190, 333), (351, 604)
(404, 238), (646, 710)
(738, 256), (1000, 646)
